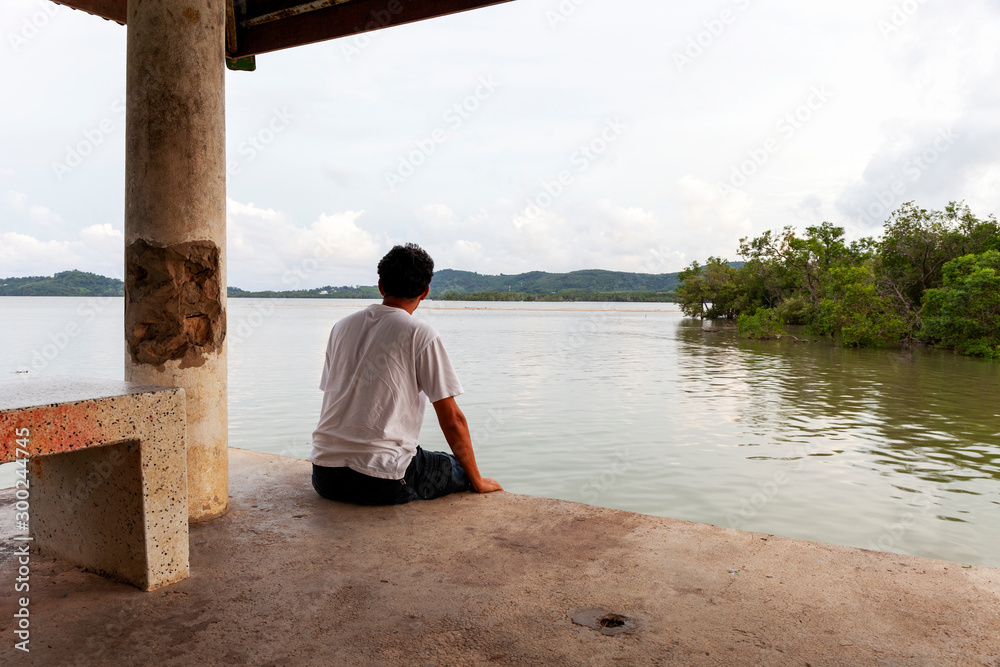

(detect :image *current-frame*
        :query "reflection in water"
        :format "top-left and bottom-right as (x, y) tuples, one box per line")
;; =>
(687, 323), (1000, 486)
(672, 320), (999, 563)
(2, 298), (998, 567)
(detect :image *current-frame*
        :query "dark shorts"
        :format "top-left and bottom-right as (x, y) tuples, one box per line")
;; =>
(311, 447), (472, 505)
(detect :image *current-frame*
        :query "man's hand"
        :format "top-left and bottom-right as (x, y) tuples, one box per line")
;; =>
(432, 397), (502, 494)
(472, 477), (503, 494)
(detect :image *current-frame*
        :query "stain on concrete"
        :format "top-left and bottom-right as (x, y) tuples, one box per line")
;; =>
(571, 608), (638, 636)
(3, 449), (999, 665)
(126, 239), (225, 369)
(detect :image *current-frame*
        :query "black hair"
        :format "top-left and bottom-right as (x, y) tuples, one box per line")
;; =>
(377, 243), (434, 299)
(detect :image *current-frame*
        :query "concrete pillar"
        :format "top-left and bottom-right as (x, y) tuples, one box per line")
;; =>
(124, 0), (228, 522)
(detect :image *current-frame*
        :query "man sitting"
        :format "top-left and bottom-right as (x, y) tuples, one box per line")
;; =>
(309, 243), (502, 504)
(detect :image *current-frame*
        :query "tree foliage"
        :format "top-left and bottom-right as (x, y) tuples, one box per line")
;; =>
(875, 202), (1000, 326)
(920, 251), (1000, 358)
(0, 270), (124, 296)
(437, 290), (675, 302)
(737, 307), (786, 339)
(429, 268), (679, 296)
(676, 257), (741, 319)
(812, 265), (910, 347)
(677, 201), (999, 357)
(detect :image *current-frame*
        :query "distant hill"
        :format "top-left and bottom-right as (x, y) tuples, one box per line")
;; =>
(429, 268), (681, 295)
(1, 268), (686, 299)
(228, 285), (380, 299)
(0, 270), (124, 296)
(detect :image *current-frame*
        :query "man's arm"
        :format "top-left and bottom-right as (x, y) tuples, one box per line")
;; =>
(432, 396), (502, 494)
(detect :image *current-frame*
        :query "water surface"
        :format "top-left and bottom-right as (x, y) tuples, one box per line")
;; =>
(2, 297), (997, 566)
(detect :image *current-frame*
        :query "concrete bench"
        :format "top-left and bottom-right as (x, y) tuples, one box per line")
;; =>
(0, 377), (190, 591)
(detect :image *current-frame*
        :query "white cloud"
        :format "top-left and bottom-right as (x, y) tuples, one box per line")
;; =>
(79, 223), (123, 252)
(0, 231), (80, 276)
(833, 1), (1000, 227)
(3, 0), (999, 285)
(311, 212), (382, 264)
(675, 175), (754, 260)
(226, 197), (384, 290)
(0, 188), (120, 276)
(963, 165), (1000, 214)
(28, 203), (63, 228)
(509, 207), (568, 257)
(6, 190), (27, 210)
(438, 239), (484, 271)
(6, 190), (65, 229)
(414, 198), (687, 277)
(415, 203), (462, 234)
(0, 221), (123, 278)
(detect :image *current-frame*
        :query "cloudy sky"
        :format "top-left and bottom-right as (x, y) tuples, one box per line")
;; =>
(2, 0), (998, 290)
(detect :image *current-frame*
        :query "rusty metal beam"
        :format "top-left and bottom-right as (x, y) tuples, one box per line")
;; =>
(51, 0), (514, 57)
(233, 0), (514, 57)
(244, 0), (353, 27)
(52, 0), (126, 24)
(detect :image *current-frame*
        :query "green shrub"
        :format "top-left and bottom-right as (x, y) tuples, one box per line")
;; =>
(775, 295), (812, 325)
(737, 307), (786, 339)
(920, 251), (1000, 357)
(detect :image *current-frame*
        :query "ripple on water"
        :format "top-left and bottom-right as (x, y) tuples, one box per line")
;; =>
(3, 299), (998, 568)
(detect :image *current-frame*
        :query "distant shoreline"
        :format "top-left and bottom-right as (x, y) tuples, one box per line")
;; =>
(2, 269), (677, 302)
(0, 294), (677, 305)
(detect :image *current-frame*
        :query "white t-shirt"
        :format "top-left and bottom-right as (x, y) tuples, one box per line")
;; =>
(309, 304), (463, 479)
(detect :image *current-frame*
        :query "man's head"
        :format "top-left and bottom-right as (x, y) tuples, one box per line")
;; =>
(377, 243), (434, 300)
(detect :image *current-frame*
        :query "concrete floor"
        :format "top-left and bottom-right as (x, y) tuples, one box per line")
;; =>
(2, 448), (998, 666)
